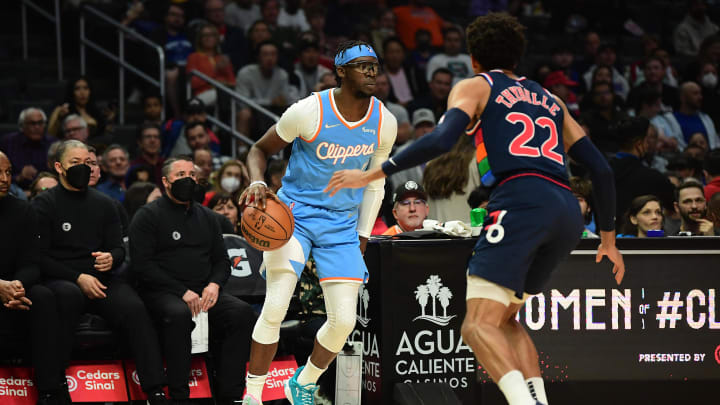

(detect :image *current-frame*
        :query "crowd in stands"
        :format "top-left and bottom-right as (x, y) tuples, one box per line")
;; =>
(3, 0), (720, 402)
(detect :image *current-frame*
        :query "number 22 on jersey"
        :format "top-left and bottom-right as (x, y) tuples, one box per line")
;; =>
(506, 112), (564, 165)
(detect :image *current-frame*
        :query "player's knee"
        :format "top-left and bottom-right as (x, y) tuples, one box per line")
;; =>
(332, 309), (357, 337)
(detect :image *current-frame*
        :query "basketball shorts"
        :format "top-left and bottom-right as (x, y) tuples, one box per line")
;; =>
(467, 174), (584, 299)
(261, 196), (368, 284)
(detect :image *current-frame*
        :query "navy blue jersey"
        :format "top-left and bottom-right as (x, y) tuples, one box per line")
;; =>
(468, 70), (569, 184)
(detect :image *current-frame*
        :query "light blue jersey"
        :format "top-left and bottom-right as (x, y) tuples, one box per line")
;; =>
(279, 89), (383, 212)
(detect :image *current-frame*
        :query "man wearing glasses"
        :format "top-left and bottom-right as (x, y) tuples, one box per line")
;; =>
(0, 107), (52, 189)
(383, 181), (430, 235)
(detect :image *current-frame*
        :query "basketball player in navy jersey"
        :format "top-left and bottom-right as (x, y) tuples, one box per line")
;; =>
(326, 14), (625, 405)
(239, 41), (396, 405)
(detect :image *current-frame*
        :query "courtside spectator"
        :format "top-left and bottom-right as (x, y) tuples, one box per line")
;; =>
(97, 145), (130, 201)
(194, 149), (214, 183)
(704, 149), (720, 200)
(610, 117), (676, 229)
(150, 3), (194, 117)
(674, 181), (714, 235)
(208, 191), (241, 233)
(224, 0), (261, 32)
(393, 0), (446, 49)
(382, 37), (427, 106)
(235, 40), (295, 139)
(582, 43), (630, 100)
(142, 93), (164, 127)
(673, 0), (719, 57)
(33, 140), (168, 403)
(292, 38), (331, 98)
(123, 181), (161, 221)
(709, 192), (720, 229)
(620, 195), (664, 238)
(202, 0), (248, 71)
(374, 72), (411, 145)
(48, 77), (107, 141)
(467, 185), (490, 210)
(0, 107), (51, 189)
(580, 80), (628, 153)
(265, 158), (286, 194)
(207, 160), (249, 203)
(186, 23), (237, 107)
(408, 67), (452, 120)
(653, 82), (720, 151)
(423, 134), (480, 223)
(131, 123), (165, 188)
(62, 114), (89, 143)
(0, 152), (66, 405)
(383, 181), (430, 235)
(425, 26), (473, 85)
(29, 172), (58, 200)
(389, 108), (435, 190)
(164, 98), (221, 157)
(185, 122), (229, 169)
(626, 56), (680, 112)
(130, 156), (254, 403)
(570, 176), (599, 238)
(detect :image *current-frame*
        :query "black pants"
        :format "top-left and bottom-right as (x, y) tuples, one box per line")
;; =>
(0, 284), (64, 393)
(46, 278), (165, 394)
(142, 291), (255, 399)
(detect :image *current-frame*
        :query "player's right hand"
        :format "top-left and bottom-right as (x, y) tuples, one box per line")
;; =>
(239, 182), (279, 211)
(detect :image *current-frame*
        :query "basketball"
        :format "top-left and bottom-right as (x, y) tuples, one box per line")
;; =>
(241, 197), (295, 251)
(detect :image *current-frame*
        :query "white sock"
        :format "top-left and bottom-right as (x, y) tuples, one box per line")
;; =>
(526, 377), (547, 404)
(497, 370), (536, 405)
(297, 358), (326, 386)
(245, 373), (267, 402)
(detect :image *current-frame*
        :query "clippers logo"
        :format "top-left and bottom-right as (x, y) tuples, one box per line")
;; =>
(357, 284), (371, 327)
(172, 231), (181, 241)
(66, 376), (78, 392)
(413, 275), (456, 326)
(62, 222), (72, 232)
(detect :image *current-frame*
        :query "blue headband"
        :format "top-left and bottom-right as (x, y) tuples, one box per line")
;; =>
(334, 44), (378, 66)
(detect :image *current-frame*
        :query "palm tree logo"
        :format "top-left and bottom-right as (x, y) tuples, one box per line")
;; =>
(413, 275), (456, 326)
(357, 284), (371, 327)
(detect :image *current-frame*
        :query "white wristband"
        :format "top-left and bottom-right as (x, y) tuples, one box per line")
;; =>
(249, 180), (267, 188)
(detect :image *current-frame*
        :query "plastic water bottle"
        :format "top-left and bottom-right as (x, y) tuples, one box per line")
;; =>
(470, 208), (487, 236)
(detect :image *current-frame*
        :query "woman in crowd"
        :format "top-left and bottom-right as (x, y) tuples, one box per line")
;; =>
(29, 171), (58, 200)
(208, 191), (241, 233)
(246, 20), (273, 63)
(205, 160), (249, 203)
(123, 181), (162, 221)
(423, 134), (480, 223)
(48, 76), (107, 139)
(186, 23), (236, 107)
(620, 194), (664, 237)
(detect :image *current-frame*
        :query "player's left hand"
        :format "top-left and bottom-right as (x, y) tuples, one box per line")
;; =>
(596, 242), (625, 285)
(325, 169), (370, 196)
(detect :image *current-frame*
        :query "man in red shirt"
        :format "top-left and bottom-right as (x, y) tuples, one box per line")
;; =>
(704, 149), (720, 200)
(383, 181), (430, 235)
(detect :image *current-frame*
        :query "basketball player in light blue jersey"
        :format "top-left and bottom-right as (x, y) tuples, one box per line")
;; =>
(239, 41), (397, 405)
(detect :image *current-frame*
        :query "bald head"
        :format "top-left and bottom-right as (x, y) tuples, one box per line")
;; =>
(0, 151), (11, 198)
(681, 81), (703, 111)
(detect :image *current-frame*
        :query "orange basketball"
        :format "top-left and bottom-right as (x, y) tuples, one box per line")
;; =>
(241, 197), (295, 251)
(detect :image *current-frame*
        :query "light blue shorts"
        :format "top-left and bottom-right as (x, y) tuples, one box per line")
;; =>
(261, 196), (368, 284)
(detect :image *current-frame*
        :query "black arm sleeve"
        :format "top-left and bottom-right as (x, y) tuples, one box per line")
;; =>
(32, 197), (81, 282)
(381, 108), (470, 176)
(129, 208), (189, 297)
(568, 136), (617, 232)
(207, 212), (231, 288)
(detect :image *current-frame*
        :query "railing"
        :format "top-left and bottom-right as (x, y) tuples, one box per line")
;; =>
(186, 69), (280, 158)
(79, 5), (165, 123)
(21, 0), (63, 80)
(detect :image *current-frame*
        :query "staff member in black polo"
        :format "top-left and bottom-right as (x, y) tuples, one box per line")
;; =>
(130, 156), (255, 404)
(32, 140), (168, 404)
(0, 152), (66, 404)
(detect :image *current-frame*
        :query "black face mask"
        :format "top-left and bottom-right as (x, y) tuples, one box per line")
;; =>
(64, 164), (91, 189)
(170, 177), (197, 203)
(193, 182), (208, 203)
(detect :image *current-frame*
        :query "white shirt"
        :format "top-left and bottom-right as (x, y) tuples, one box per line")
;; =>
(425, 53), (474, 85)
(277, 8), (310, 32)
(224, 3), (261, 32)
(387, 69), (413, 104)
(276, 92), (397, 237)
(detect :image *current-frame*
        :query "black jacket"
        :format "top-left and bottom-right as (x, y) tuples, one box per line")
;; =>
(0, 195), (40, 287)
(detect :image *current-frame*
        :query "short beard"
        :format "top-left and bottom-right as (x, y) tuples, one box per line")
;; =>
(355, 89), (372, 99)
